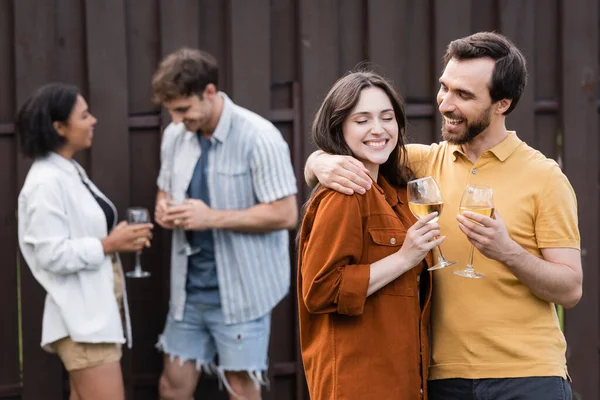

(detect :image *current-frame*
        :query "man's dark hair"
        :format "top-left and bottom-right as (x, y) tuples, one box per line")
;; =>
(151, 48), (219, 104)
(443, 31), (528, 115)
(16, 83), (79, 159)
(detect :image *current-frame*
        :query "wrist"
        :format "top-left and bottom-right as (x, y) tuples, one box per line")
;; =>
(309, 150), (324, 164)
(393, 250), (413, 274)
(305, 151), (324, 188)
(501, 240), (524, 267)
(206, 209), (223, 229)
(101, 237), (117, 254)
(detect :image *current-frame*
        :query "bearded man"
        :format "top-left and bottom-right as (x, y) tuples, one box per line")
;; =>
(304, 31), (581, 400)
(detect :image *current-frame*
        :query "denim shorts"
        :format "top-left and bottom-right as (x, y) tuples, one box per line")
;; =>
(157, 301), (271, 393)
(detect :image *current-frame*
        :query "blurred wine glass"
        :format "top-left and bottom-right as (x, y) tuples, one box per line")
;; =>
(125, 207), (151, 278)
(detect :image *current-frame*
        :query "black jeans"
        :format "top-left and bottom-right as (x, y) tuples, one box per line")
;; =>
(428, 377), (572, 400)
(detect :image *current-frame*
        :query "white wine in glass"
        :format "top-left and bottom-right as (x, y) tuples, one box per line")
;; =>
(458, 206), (494, 219)
(407, 176), (456, 271)
(454, 184), (494, 279)
(125, 207), (152, 278)
(408, 202), (444, 223)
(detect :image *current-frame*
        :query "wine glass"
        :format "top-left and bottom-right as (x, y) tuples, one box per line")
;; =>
(167, 192), (201, 257)
(407, 176), (457, 271)
(454, 184), (494, 279)
(125, 207), (151, 278)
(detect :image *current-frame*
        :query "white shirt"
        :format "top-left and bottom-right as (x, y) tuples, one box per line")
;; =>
(18, 153), (131, 351)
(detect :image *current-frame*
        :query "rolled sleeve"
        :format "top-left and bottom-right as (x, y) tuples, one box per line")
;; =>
(300, 190), (369, 316)
(79, 237), (106, 265)
(250, 127), (297, 203)
(337, 263), (371, 315)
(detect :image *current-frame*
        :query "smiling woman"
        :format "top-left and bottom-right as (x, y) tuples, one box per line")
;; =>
(51, 94), (97, 156)
(340, 87), (398, 180)
(297, 71), (443, 399)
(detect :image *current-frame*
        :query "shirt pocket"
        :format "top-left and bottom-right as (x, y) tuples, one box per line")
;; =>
(368, 228), (414, 297)
(214, 168), (255, 209)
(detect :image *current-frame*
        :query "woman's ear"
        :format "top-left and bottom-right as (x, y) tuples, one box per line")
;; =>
(53, 121), (66, 137)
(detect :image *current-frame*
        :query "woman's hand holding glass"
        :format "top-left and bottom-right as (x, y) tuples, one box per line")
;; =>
(407, 176), (457, 271)
(397, 212), (445, 268)
(101, 220), (153, 254)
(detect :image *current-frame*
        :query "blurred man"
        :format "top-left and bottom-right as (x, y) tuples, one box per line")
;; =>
(152, 48), (298, 400)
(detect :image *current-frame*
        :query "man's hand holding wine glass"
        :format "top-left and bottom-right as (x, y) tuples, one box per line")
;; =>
(457, 210), (521, 265)
(164, 199), (215, 231)
(155, 196), (176, 230)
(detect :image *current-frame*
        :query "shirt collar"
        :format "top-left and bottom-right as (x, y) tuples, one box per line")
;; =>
(374, 175), (403, 207)
(45, 152), (80, 175)
(451, 131), (522, 162)
(488, 131), (522, 161)
(211, 92), (233, 143)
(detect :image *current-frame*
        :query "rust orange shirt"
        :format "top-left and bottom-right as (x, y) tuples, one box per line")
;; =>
(297, 176), (433, 400)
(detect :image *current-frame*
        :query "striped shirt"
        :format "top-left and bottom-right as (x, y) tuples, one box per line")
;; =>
(157, 93), (297, 324)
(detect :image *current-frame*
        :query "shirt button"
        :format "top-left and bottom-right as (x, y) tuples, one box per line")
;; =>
(472, 169), (477, 174)
(390, 238), (397, 245)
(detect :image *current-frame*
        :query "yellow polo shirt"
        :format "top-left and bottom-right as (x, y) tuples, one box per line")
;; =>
(406, 131), (580, 380)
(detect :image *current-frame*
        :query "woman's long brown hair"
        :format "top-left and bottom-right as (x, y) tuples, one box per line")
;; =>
(297, 70), (413, 247)
(310, 70), (411, 188)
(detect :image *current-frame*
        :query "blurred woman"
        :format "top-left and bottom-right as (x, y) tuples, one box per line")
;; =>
(17, 83), (153, 400)
(297, 71), (443, 399)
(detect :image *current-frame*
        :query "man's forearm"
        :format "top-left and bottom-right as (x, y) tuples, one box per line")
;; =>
(210, 196), (298, 233)
(504, 246), (582, 308)
(304, 150), (323, 188)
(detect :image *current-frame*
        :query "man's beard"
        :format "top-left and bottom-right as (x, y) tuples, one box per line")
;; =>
(441, 106), (492, 145)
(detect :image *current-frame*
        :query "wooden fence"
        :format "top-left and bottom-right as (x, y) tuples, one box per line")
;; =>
(0, 1), (597, 399)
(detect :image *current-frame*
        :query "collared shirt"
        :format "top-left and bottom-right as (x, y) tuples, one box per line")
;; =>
(406, 132), (580, 380)
(18, 153), (131, 351)
(298, 177), (433, 399)
(157, 93), (298, 324)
